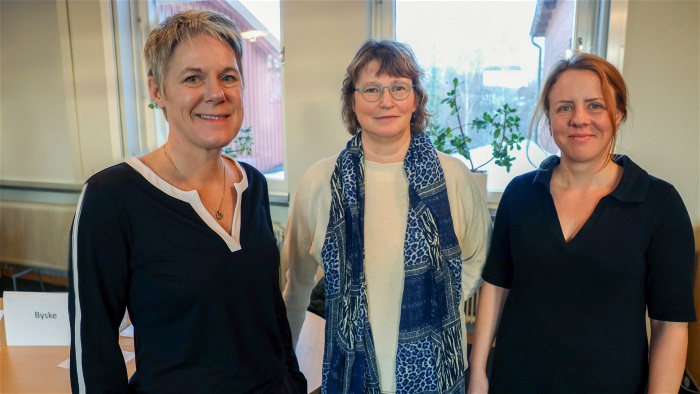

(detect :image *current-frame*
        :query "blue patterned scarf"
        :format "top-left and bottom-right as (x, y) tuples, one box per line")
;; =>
(321, 132), (465, 393)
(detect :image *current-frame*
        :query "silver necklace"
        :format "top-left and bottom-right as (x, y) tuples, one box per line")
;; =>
(163, 144), (226, 220)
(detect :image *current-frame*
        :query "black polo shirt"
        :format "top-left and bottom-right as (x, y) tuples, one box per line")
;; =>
(483, 155), (696, 393)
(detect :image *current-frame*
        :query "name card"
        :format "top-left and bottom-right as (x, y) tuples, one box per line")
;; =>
(3, 291), (70, 346)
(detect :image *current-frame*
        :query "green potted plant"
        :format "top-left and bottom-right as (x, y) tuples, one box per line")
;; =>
(427, 77), (525, 197)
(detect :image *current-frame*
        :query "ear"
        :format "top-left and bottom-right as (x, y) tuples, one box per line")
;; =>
(148, 76), (164, 107)
(614, 110), (622, 126)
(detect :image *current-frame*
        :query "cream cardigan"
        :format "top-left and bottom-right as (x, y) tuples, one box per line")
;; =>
(282, 152), (492, 392)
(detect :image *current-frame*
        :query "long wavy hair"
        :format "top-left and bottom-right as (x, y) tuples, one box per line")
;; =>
(341, 39), (430, 135)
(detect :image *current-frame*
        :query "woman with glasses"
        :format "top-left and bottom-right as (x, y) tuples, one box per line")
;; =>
(283, 39), (492, 393)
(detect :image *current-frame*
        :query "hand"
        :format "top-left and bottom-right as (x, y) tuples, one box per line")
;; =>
(467, 370), (489, 394)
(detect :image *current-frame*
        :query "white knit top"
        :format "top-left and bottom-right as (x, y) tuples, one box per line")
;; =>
(282, 152), (492, 393)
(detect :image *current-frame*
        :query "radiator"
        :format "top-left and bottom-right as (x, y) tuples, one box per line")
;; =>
(0, 201), (76, 272)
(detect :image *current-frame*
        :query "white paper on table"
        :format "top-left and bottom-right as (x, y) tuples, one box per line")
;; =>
(0, 310), (4, 321)
(120, 324), (134, 337)
(3, 291), (70, 346)
(295, 311), (325, 393)
(58, 350), (135, 369)
(119, 309), (130, 332)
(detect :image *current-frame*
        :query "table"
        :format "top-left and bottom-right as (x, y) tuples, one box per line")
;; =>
(0, 298), (136, 393)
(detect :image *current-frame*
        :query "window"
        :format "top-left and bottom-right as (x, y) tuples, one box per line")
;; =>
(391, 0), (612, 205)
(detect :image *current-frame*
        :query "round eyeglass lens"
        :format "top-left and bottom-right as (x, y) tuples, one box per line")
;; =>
(358, 82), (413, 102)
(389, 82), (412, 100)
(361, 85), (382, 101)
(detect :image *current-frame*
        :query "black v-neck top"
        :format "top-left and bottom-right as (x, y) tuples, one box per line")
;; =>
(68, 158), (305, 393)
(482, 155), (696, 393)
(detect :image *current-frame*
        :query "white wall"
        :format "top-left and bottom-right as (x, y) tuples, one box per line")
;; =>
(66, 0), (123, 177)
(620, 0), (700, 225)
(0, 0), (121, 186)
(1, 0), (80, 184)
(281, 0), (369, 202)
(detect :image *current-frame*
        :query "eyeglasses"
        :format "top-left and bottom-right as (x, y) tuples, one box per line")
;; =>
(354, 82), (414, 102)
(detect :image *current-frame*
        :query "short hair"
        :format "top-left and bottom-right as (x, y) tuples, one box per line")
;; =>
(341, 39), (429, 135)
(144, 10), (244, 89)
(531, 53), (629, 156)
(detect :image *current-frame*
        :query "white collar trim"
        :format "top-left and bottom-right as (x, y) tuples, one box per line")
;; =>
(125, 155), (247, 252)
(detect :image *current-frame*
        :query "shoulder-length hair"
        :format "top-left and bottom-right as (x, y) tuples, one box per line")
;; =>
(341, 39), (430, 135)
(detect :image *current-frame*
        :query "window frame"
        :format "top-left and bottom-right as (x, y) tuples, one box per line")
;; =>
(112, 0), (162, 159)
